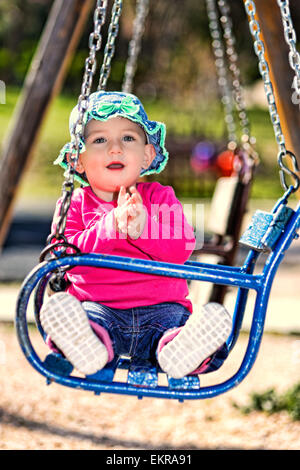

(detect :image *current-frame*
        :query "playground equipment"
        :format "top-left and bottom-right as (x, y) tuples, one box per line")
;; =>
(190, 0), (259, 304)
(14, 0), (300, 400)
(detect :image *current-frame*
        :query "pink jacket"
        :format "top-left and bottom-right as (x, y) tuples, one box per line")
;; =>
(51, 182), (196, 312)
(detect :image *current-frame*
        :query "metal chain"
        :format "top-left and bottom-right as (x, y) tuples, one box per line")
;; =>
(122, 0), (149, 94)
(217, 2), (251, 140)
(73, 1), (108, 144)
(277, 0), (300, 100)
(217, 0), (259, 165)
(54, 0), (108, 241)
(98, 0), (123, 91)
(245, 0), (285, 153)
(206, 0), (259, 171)
(206, 0), (238, 145)
(244, 0), (299, 193)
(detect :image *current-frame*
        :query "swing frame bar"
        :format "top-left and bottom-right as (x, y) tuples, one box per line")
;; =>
(12, 0), (300, 401)
(15, 200), (300, 401)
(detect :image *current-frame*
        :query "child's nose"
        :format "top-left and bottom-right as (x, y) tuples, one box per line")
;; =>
(108, 139), (122, 154)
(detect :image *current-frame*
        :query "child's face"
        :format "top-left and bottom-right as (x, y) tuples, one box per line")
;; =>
(76, 117), (155, 201)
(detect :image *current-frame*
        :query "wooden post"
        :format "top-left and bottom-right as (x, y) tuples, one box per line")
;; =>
(254, 0), (300, 198)
(0, 0), (93, 249)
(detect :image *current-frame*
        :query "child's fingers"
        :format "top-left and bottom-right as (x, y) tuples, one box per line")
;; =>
(116, 204), (128, 222)
(120, 193), (139, 211)
(127, 204), (137, 217)
(119, 198), (135, 215)
(127, 226), (138, 239)
(129, 192), (143, 211)
(117, 186), (127, 206)
(117, 187), (143, 221)
(118, 222), (127, 234)
(115, 202), (129, 234)
(129, 186), (142, 202)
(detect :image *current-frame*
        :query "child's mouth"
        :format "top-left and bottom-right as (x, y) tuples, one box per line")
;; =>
(106, 162), (124, 170)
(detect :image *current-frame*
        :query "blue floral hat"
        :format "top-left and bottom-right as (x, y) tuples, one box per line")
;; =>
(54, 91), (169, 186)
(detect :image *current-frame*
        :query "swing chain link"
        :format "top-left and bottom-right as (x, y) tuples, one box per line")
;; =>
(206, 0), (259, 171)
(72, 0), (108, 152)
(206, 0), (238, 145)
(217, 1), (250, 139)
(98, 0), (123, 91)
(54, 0), (109, 245)
(244, 0), (300, 193)
(217, 0), (259, 165)
(122, 0), (150, 94)
(54, 182), (74, 241)
(277, 0), (300, 100)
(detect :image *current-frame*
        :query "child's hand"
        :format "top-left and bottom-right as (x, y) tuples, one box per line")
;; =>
(114, 186), (130, 235)
(114, 186), (146, 239)
(127, 186), (147, 240)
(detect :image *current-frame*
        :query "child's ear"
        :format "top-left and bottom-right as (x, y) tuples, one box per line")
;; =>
(66, 153), (85, 174)
(142, 144), (156, 170)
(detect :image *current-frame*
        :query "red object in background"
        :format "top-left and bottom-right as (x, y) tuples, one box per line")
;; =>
(215, 149), (235, 177)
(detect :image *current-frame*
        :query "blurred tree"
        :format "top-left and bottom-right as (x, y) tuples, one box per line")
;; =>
(1, 0), (300, 101)
(130, 0), (260, 106)
(0, 0), (52, 84)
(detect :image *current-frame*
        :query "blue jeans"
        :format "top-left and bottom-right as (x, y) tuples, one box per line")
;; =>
(82, 301), (190, 367)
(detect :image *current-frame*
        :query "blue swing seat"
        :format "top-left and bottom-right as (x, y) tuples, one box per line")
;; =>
(15, 193), (300, 401)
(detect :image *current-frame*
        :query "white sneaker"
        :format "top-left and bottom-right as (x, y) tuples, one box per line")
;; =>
(157, 302), (232, 379)
(40, 292), (108, 375)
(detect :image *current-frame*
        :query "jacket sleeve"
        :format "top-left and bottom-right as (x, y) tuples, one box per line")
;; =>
(51, 197), (118, 254)
(129, 185), (196, 264)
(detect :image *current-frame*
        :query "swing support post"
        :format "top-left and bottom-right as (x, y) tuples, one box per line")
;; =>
(254, 0), (300, 198)
(0, 0), (93, 250)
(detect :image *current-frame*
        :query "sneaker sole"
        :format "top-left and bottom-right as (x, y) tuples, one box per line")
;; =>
(158, 302), (232, 379)
(40, 293), (108, 375)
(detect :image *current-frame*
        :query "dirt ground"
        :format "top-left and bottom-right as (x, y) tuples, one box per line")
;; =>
(0, 323), (299, 451)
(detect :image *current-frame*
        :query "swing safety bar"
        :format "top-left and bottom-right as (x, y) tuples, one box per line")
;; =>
(15, 200), (300, 401)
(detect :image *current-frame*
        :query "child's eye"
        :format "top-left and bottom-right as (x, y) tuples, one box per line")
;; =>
(123, 135), (135, 142)
(93, 137), (106, 144)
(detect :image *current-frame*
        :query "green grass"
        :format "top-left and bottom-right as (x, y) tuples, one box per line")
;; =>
(233, 383), (300, 421)
(0, 86), (283, 201)
(0, 87), (73, 199)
